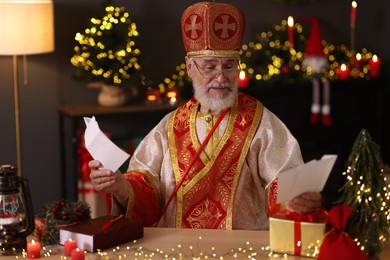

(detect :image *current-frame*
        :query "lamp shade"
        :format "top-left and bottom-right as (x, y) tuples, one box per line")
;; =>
(0, 0), (54, 55)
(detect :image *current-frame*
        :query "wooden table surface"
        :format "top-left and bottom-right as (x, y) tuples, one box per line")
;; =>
(2, 227), (389, 259)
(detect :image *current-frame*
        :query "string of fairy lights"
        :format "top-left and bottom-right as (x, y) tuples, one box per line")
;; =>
(17, 236), (323, 259)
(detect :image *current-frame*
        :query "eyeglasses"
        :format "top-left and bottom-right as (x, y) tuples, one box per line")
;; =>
(192, 59), (240, 79)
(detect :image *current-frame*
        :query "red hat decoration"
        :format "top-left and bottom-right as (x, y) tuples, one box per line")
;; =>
(301, 16), (326, 57)
(181, 2), (246, 58)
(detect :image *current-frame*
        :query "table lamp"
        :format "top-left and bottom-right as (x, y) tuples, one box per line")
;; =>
(0, 0), (54, 176)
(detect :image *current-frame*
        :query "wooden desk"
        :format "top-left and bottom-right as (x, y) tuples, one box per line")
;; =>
(3, 227), (389, 259)
(58, 102), (180, 200)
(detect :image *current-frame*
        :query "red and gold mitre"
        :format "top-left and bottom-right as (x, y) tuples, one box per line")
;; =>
(181, 2), (245, 58)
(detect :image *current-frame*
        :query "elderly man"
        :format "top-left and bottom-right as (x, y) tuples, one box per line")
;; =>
(88, 2), (321, 230)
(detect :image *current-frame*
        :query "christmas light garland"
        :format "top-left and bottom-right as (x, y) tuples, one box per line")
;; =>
(157, 19), (379, 96)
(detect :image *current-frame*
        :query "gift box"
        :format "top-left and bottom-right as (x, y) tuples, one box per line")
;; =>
(78, 181), (111, 218)
(269, 210), (328, 258)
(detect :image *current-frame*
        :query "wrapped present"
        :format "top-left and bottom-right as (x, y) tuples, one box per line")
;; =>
(78, 181), (111, 218)
(269, 209), (328, 258)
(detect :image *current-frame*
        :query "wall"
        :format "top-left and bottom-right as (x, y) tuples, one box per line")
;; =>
(0, 0), (388, 213)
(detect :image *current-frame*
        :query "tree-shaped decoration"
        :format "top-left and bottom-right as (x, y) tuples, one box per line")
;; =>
(70, 0), (142, 86)
(336, 129), (390, 257)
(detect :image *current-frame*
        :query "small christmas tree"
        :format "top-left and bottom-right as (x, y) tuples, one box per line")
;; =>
(336, 129), (390, 257)
(70, 0), (142, 86)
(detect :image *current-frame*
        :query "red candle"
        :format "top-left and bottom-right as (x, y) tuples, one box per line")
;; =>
(287, 16), (294, 46)
(237, 71), (249, 88)
(350, 1), (357, 29)
(71, 248), (85, 260)
(353, 53), (364, 71)
(369, 55), (381, 78)
(27, 240), (41, 259)
(64, 239), (78, 256)
(338, 64), (350, 80)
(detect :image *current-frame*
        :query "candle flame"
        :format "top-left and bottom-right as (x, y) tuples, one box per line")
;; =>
(239, 71), (246, 80)
(147, 95), (157, 101)
(31, 240), (36, 245)
(356, 53), (361, 61)
(287, 16), (294, 27)
(341, 64), (347, 71)
(372, 55), (378, 62)
(352, 1), (357, 8)
(167, 91), (177, 98)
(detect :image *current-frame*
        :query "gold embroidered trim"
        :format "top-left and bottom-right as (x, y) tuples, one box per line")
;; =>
(187, 50), (240, 58)
(124, 176), (135, 219)
(167, 108), (182, 227)
(226, 98), (263, 229)
(185, 104), (234, 194)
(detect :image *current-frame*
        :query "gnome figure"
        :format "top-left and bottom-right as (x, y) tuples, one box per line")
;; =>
(301, 17), (333, 127)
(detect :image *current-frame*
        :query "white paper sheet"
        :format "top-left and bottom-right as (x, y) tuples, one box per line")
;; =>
(276, 154), (337, 203)
(84, 116), (130, 172)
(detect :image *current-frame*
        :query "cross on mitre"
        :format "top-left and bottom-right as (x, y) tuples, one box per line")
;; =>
(214, 14), (236, 39)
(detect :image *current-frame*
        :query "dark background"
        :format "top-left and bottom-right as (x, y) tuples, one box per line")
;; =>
(0, 0), (389, 213)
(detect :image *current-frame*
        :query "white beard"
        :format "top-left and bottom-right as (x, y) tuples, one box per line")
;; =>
(302, 55), (329, 72)
(193, 78), (238, 114)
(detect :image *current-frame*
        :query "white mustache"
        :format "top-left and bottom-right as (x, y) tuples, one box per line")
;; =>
(207, 81), (231, 90)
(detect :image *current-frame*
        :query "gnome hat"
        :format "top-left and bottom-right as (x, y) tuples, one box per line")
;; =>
(181, 2), (246, 58)
(301, 16), (326, 57)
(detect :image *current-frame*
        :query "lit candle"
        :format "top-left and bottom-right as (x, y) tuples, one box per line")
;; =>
(27, 240), (41, 259)
(350, 1), (357, 29)
(338, 63), (350, 80)
(169, 96), (177, 106)
(166, 89), (178, 105)
(369, 55), (381, 78)
(237, 71), (249, 88)
(353, 53), (363, 71)
(64, 239), (78, 256)
(71, 248), (85, 260)
(145, 89), (161, 104)
(287, 16), (294, 47)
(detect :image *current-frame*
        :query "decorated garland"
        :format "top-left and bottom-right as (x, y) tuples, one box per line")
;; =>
(157, 19), (377, 96)
(34, 200), (91, 245)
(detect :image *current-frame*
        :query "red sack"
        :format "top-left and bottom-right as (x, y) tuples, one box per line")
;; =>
(317, 204), (368, 260)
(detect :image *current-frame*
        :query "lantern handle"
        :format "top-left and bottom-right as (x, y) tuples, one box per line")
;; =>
(17, 177), (35, 238)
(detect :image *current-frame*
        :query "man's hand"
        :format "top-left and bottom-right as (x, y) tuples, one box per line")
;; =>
(88, 160), (129, 205)
(286, 192), (322, 215)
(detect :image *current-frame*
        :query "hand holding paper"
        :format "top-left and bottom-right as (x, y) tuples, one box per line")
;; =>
(84, 116), (130, 172)
(276, 155), (337, 204)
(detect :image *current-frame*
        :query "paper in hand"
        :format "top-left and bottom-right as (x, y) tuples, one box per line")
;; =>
(276, 154), (337, 204)
(84, 116), (130, 172)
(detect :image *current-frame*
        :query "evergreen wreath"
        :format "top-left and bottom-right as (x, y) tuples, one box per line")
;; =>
(34, 200), (91, 245)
